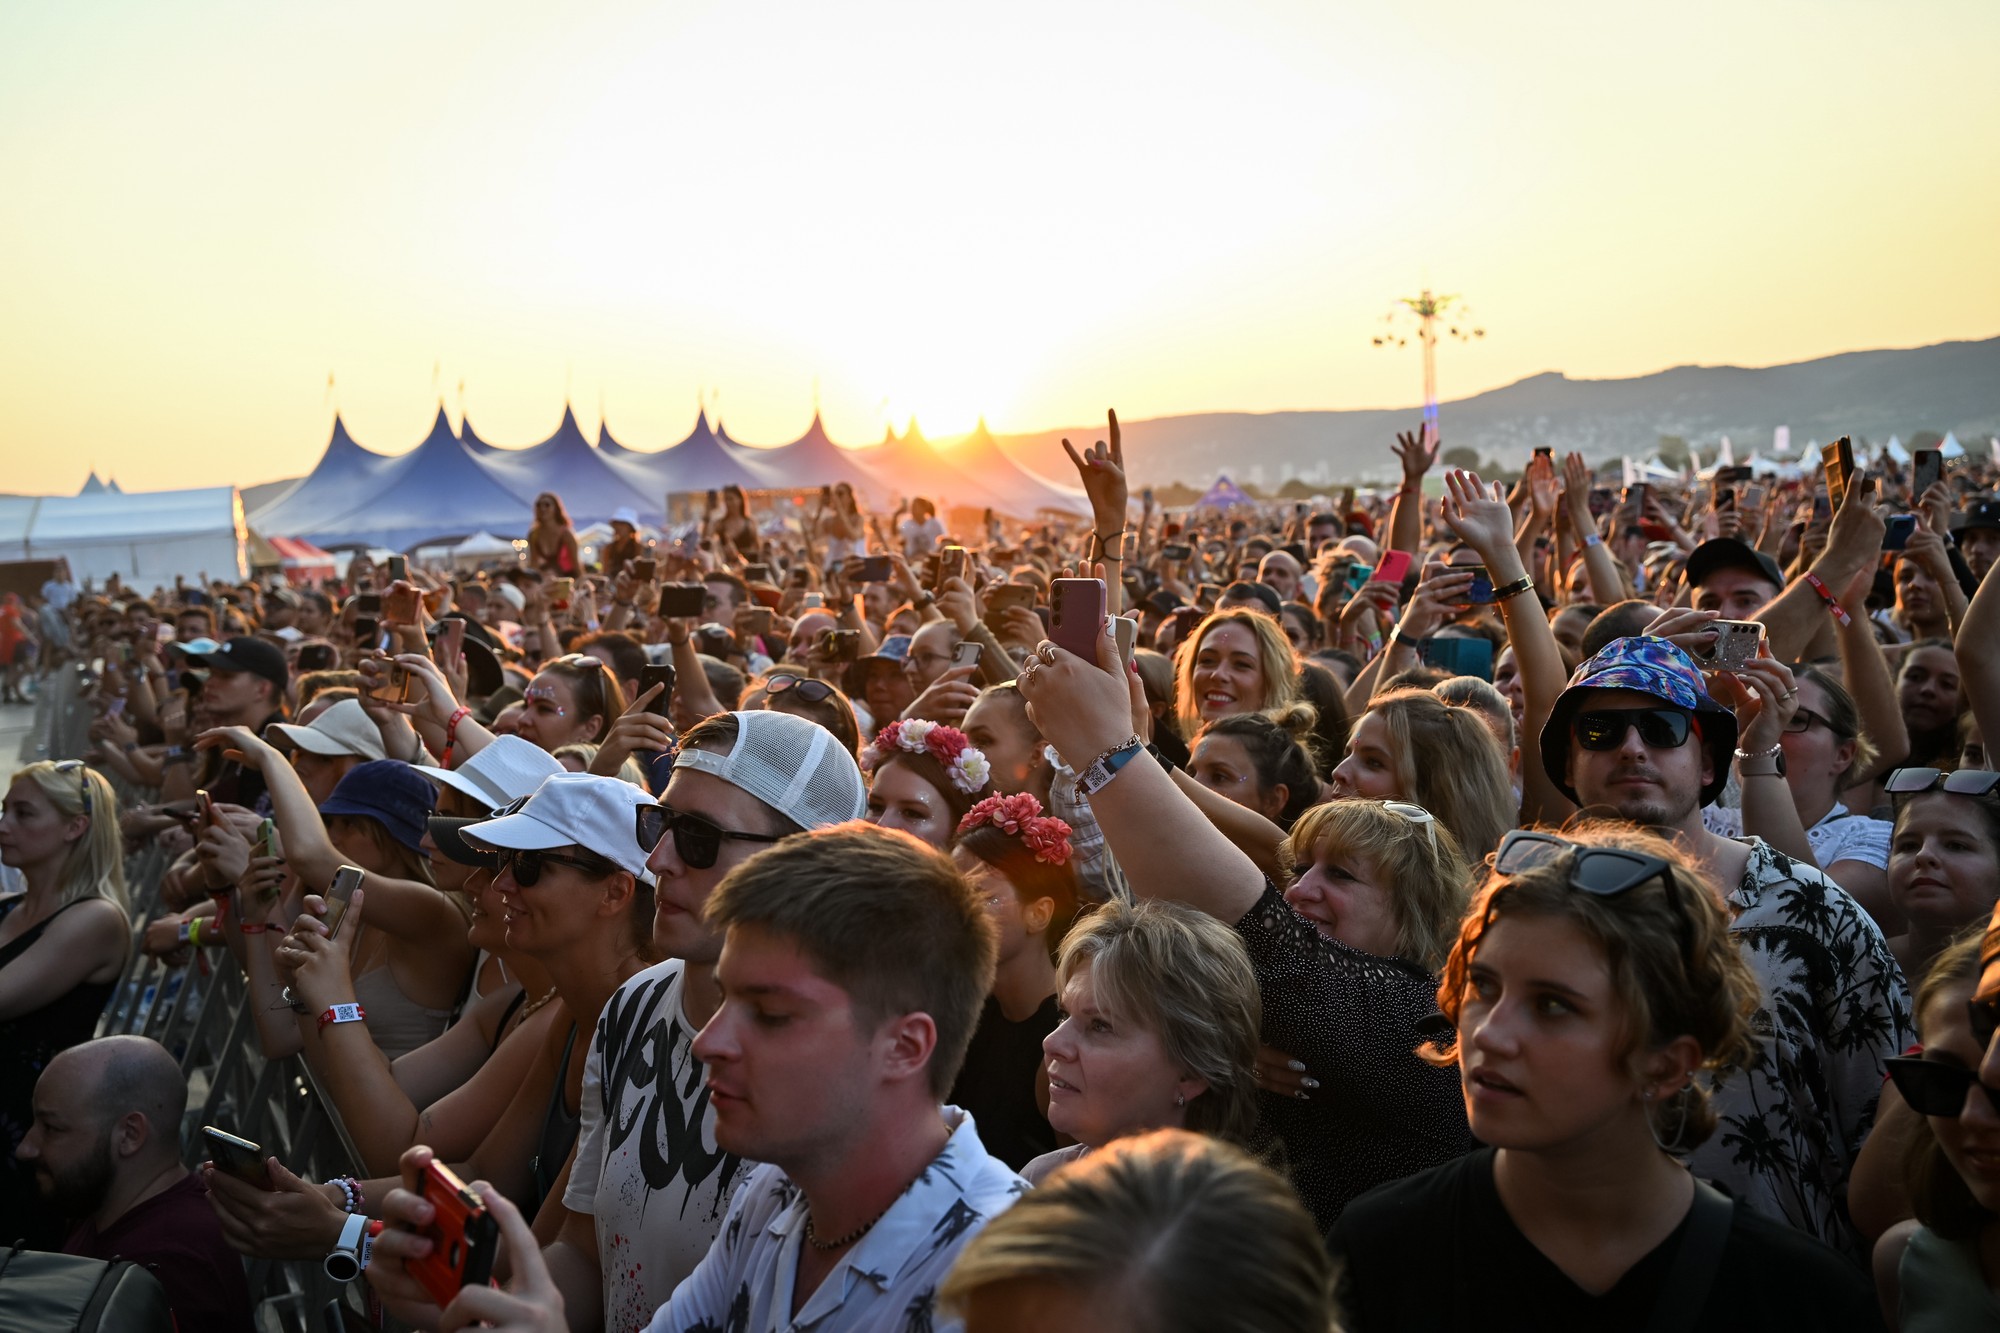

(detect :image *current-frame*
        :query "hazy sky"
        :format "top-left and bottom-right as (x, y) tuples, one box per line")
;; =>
(2, 0), (1995, 495)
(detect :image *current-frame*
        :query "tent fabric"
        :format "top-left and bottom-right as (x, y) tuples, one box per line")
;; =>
(78, 472), (107, 496)
(459, 416), (500, 456)
(1196, 476), (1252, 508)
(923, 421), (1090, 517)
(851, 423), (978, 505)
(723, 412), (881, 493)
(478, 405), (663, 526)
(303, 408), (534, 552)
(5, 486), (246, 584)
(616, 411), (769, 495)
(249, 413), (400, 536)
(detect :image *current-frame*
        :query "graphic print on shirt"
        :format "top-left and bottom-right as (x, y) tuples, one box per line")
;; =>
(598, 971), (743, 1233)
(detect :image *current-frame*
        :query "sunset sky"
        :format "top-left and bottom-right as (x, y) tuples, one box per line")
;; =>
(2, 0), (1995, 495)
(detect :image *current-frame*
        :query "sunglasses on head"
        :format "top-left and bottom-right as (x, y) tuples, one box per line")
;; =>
(1884, 768), (2000, 797)
(1886, 1055), (2000, 1118)
(635, 804), (786, 870)
(1574, 708), (1693, 751)
(764, 673), (835, 704)
(494, 847), (616, 888)
(1495, 829), (1694, 956)
(53, 760), (92, 821)
(1377, 800), (1437, 849)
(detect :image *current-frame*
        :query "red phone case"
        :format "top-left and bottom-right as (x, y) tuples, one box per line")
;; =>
(1373, 551), (1413, 586)
(1050, 578), (1107, 664)
(410, 1161), (499, 1308)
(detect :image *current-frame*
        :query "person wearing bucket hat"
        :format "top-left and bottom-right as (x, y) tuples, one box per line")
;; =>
(536, 710), (866, 1324)
(1536, 634), (1911, 1261)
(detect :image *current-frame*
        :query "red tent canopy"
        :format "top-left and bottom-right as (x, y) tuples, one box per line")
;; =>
(267, 534), (337, 585)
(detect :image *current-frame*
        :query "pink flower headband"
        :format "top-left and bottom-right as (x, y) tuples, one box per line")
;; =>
(958, 792), (1074, 867)
(862, 719), (992, 796)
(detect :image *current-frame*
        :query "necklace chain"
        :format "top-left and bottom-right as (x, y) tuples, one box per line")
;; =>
(512, 987), (559, 1029)
(803, 1203), (891, 1252)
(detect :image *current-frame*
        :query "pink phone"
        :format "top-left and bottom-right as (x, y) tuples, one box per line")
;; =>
(1372, 550), (1413, 587)
(1050, 578), (1107, 665)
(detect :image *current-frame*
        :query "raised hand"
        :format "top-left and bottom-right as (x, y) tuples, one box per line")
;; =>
(1439, 470), (1518, 565)
(1525, 452), (1559, 527)
(1061, 409), (1130, 537)
(1392, 422), (1440, 488)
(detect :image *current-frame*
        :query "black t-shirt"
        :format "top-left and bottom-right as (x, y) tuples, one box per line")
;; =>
(1329, 1148), (1881, 1333)
(949, 992), (1059, 1171)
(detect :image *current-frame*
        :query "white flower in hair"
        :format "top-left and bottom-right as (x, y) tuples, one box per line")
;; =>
(898, 719), (937, 752)
(951, 749), (991, 794)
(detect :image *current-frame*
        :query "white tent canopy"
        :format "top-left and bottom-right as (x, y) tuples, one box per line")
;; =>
(1, 486), (246, 585)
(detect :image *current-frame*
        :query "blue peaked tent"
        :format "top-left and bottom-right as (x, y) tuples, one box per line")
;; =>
(638, 411), (769, 494)
(1196, 475), (1253, 509)
(249, 414), (400, 537)
(725, 411), (880, 493)
(300, 408), (534, 551)
(478, 405), (662, 526)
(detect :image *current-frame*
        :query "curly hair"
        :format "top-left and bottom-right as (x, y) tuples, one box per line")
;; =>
(1421, 820), (1761, 1151)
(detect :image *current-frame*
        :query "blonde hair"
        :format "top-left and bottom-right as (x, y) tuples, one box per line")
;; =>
(1057, 900), (1261, 1145)
(940, 1130), (1341, 1333)
(1173, 609), (1301, 741)
(1360, 689), (1514, 863)
(1285, 800), (1472, 971)
(1423, 821), (1759, 1150)
(12, 762), (129, 918)
(551, 743), (649, 790)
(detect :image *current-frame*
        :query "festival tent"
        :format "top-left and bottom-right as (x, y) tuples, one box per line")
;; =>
(300, 408), (534, 552)
(459, 416), (500, 456)
(852, 422), (987, 507)
(1195, 476), (1252, 509)
(79, 472), (108, 495)
(623, 410), (769, 495)
(724, 412), (881, 493)
(478, 405), (663, 526)
(2, 486), (247, 584)
(248, 413), (400, 537)
(264, 534), (338, 585)
(923, 420), (1090, 518)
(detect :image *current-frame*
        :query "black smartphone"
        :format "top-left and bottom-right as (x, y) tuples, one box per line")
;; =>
(355, 593), (382, 615)
(386, 555), (408, 582)
(744, 563), (773, 584)
(1160, 543), (1193, 561)
(1050, 578), (1107, 664)
(1883, 514), (1918, 551)
(817, 628), (860, 661)
(952, 641), (982, 671)
(351, 616), (379, 643)
(297, 643), (338, 673)
(856, 555), (895, 583)
(1913, 449), (1943, 499)
(632, 558), (656, 582)
(1460, 566), (1497, 605)
(637, 664), (675, 716)
(1716, 489), (1736, 511)
(1716, 466), (1753, 484)
(657, 583), (707, 618)
(202, 1126), (272, 1189)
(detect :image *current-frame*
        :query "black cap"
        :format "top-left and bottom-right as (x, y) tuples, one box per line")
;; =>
(426, 815), (501, 868)
(1685, 538), (1784, 594)
(1220, 581), (1282, 617)
(1951, 498), (2000, 537)
(186, 636), (289, 695)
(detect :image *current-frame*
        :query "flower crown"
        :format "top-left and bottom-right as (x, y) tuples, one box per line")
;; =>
(958, 792), (1074, 867)
(862, 719), (992, 796)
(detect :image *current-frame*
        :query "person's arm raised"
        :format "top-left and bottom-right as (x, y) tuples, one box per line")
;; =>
(1386, 423), (1437, 557)
(1562, 452), (1628, 606)
(1018, 620), (1264, 923)
(1711, 655), (1817, 868)
(1440, 470), (1566, 824)
(1755, 473), (1886, 663)
(1959, 540), (2000, 758)
(1830, 561), (1908, 785)
(1062, 409), (1131, 617)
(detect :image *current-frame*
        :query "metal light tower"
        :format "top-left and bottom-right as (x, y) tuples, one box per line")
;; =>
(1373, 288), (1483, 446)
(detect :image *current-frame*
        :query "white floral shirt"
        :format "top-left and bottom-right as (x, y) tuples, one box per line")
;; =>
(643, 1108), (1026, 1333)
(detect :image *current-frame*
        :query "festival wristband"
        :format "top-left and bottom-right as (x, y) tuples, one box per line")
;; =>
(318, 1003), (366, 1034)
(1803, 572), (1853, 627)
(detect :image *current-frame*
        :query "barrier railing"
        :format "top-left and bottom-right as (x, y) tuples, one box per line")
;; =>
(39, 674), (376, 1333)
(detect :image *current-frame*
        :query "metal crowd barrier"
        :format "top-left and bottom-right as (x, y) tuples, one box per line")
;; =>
(40, 679), (377, 1333)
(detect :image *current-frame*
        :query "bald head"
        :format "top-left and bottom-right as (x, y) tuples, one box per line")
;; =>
(51, 1036), (186, 1140)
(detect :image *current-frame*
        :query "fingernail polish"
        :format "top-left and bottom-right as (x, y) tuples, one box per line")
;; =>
(1302, 1076), (1321, 1090)
(1287, 1059), (1307, 1071)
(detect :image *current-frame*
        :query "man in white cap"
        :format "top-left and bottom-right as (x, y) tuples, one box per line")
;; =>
(541, 710), (866, 1332)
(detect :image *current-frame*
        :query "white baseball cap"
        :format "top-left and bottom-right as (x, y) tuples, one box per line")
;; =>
(463, 772), (656, 885)
(611, 507), (640, 528)
(672, 710), (865, 830)
(266, 700), (388, 761)
(415, 735), (566, 812)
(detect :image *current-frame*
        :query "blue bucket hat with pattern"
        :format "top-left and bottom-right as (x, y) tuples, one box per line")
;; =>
(1540, 635), (1738, 807)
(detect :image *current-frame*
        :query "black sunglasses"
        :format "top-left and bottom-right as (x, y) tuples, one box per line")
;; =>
(495, 847), (617, 888)
(1884, 768), (2000, 797)
(1495, 829), (1694, 957)
(1574, 708), (1693, 751)
(764, 673), (835, 703)
(635, 804), (785, 870)
(1886, 1055), (2000, 1118)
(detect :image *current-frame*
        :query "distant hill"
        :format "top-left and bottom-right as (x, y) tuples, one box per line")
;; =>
(996, 336), (2000, 491)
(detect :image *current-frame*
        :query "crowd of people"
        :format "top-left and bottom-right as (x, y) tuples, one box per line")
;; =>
(3, 417), (1999, 1331)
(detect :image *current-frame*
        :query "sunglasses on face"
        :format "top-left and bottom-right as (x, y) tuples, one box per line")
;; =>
(635, 804), (785, 870)
(1886, 1055), (2000, 1118)
(1574, 708), (1693, 751)
(1884, 768), (2000, 797)
(495, 848), (615, 888)
(764, 673), (835, 703)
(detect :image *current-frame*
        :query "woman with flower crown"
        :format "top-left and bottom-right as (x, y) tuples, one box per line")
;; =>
(947, 793), (1081, 1169)
(860, 719), (994, 850)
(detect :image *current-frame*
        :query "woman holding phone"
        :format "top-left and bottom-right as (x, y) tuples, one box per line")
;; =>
(195, 730), (473, 1062)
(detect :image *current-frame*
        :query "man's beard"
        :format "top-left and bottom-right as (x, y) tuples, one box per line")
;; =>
(1581, 766), (1701, 833)
(34, 1135), (116, 1221)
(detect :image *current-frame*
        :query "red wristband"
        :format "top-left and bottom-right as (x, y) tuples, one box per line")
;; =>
(1803, 573), (1853, 627)
(446, 705), (473, 739)
(238, 922), (271, 935)
(318, 1003), (366, 1033)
